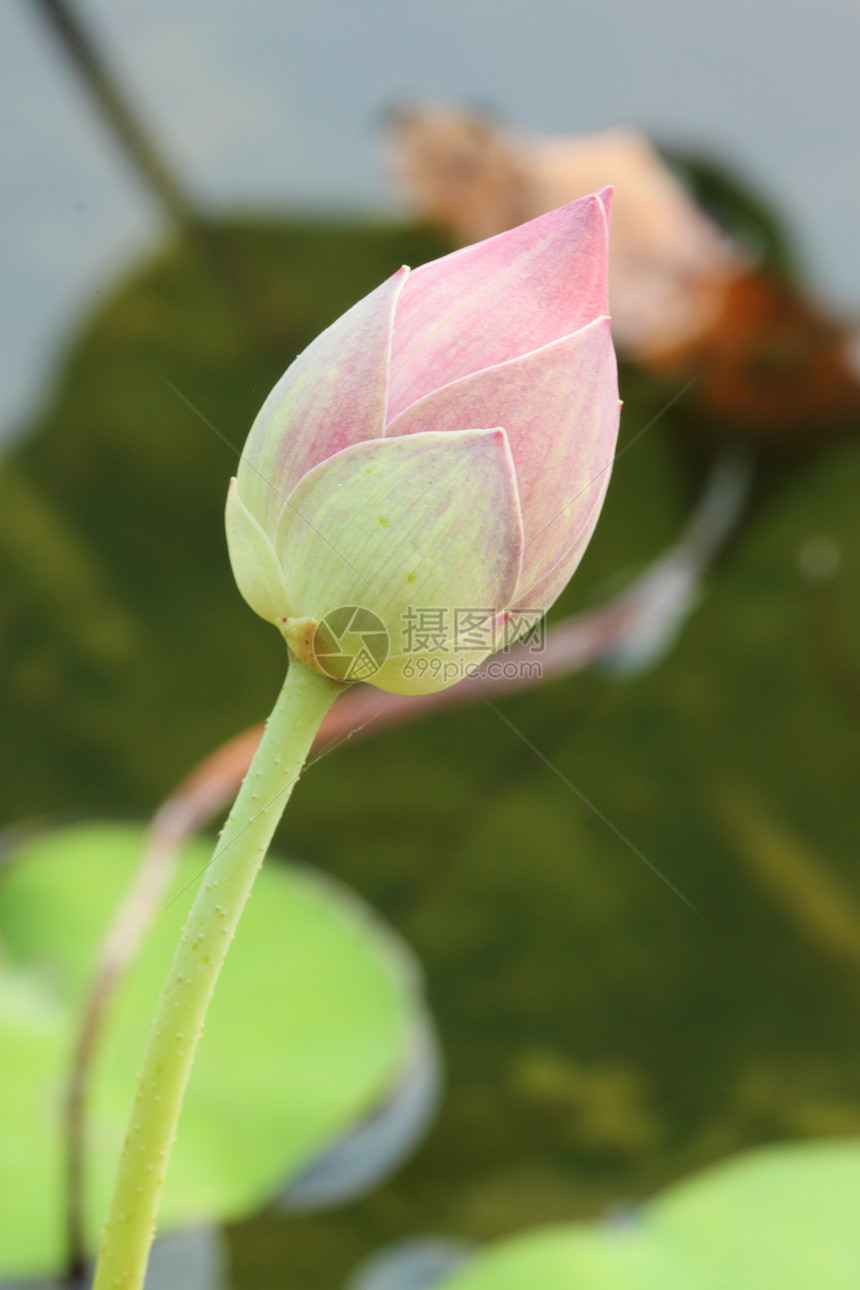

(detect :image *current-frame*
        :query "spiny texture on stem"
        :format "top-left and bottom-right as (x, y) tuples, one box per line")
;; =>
(92, 660), (341, 1290)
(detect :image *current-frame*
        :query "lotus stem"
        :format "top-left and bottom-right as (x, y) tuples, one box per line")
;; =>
(92, 658), (342, 1290)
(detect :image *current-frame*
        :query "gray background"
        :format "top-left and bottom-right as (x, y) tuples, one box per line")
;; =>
(2, 0), (858, 439)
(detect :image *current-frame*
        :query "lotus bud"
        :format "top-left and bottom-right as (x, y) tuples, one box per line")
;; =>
(227, 191), (620, 695)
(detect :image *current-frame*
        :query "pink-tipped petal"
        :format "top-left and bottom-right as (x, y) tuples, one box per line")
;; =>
(386, 193), (609, 422)
(596, 184), (613, 224)
(236, 267), (409, 534)
(386, 317), (619, 598)
(513, 421), (617, 613)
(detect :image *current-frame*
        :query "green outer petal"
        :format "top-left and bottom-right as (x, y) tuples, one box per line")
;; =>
(225, 478), (292, 623)
(274, 429), (523, 695)
(369, 647), (499, 698)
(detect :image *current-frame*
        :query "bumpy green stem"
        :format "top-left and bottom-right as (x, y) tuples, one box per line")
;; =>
(92, 658), (342, 1290)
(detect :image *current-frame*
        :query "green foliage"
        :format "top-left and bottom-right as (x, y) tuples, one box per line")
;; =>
(437, 1138), (860, 1289)
(0, 822), (419, 1276)
(1, 215), (858, 1285)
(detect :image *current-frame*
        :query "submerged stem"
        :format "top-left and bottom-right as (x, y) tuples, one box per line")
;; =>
(92, 658), (342, 1290)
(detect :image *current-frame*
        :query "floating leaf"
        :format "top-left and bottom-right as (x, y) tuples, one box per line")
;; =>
(2, 1226), (226, 1290)
(0, 822), (429, 1277)
(282, 1017), (441, 1212)
(427, 1139), (860, 1289)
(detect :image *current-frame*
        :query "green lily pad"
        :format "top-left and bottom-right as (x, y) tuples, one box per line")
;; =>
(436, 1138), (860, 1289)
(0, 821), (423, 1278)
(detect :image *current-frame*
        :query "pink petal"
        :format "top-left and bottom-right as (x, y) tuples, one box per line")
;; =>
(386, 316), (619, 601)
(237, 268), (408, 535)
(511, 460), (613, 615)
(386, 191), (610, 422)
